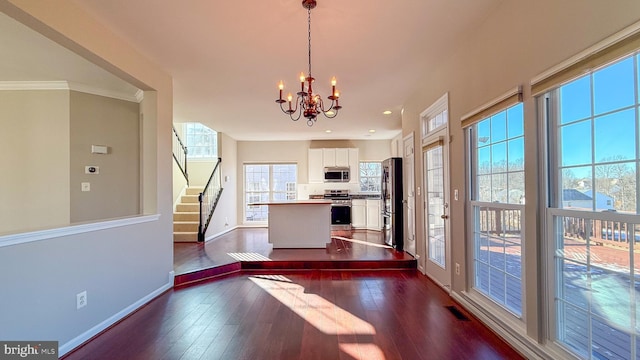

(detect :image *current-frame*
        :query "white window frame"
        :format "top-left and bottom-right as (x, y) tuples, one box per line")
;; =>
(359, 161), (382, 193)
(467, 101), (526, 320)
(243, 163), (297, 224)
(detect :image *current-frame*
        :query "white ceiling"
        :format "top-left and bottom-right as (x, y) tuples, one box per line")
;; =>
(2, 1), (503, 141)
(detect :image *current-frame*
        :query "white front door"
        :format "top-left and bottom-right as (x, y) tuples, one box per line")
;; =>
(422, 130), (451, 290)
(403, 133), (416, 256)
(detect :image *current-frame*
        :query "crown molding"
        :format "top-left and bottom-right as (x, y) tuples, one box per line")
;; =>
(0, 80), (69, 90)
(0, 80), (142, 103)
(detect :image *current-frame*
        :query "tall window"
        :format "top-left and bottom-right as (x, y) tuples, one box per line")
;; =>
(359, 162), (381, 192)
(468, 102), (525, 316)
(544, 53), (640, 360)
(184, 123), (218, 159)
(244, 164), (297, 222)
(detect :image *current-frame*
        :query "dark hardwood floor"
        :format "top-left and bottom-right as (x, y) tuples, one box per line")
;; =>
(62, 229), (522, 359)
(63, 270), (523, 360)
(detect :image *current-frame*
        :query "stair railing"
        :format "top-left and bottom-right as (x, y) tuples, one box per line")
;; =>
(198, 157), (223, 242)
(172, 126), (189, 185)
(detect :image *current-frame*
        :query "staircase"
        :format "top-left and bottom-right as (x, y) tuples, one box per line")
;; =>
(173, 187), (203, 242)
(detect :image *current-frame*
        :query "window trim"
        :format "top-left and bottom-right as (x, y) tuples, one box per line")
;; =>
(358, 161), (382, 193)
(243, 162), (298, 224)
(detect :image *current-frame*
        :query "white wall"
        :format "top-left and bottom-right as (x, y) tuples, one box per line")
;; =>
(0, 0), (173, 355)
(400, 0), (640, 353)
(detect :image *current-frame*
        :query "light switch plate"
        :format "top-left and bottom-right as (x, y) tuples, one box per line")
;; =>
(81, 182), (90, 192)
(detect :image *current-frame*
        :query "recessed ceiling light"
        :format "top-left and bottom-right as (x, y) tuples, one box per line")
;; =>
(383, 110), (392, 115)
(325, 130), (332, 133)
(369, 129), (376, 133)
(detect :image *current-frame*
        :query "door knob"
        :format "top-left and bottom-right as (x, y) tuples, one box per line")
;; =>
(440, 214), (448, 219)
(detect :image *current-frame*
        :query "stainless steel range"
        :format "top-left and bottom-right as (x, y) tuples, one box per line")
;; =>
(323, 189), (352, 230)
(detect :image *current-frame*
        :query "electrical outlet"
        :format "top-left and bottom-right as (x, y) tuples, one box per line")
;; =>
(77, 291), (87, 309)
(455, 263), (461, 275)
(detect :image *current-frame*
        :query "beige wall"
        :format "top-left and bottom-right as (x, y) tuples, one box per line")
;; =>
(0, 90), (70, 234)
(70, 91), (140, 222)
(401, 0), (640, 349)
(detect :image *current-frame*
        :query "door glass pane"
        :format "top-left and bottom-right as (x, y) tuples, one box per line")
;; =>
(426, 144), (445, 268)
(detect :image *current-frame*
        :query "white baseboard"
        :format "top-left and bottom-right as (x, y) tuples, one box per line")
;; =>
(205, 225), (239, 242)
(59, 273), (174, 356)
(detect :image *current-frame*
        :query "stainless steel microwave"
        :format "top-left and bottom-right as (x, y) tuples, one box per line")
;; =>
(324, 167), (350, 182)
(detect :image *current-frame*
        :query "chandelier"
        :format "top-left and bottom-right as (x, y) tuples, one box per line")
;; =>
(276, 0), (341, 127)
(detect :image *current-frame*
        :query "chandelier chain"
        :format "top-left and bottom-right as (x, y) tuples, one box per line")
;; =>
(307, 6), (312, 77)
(275, 0), (341, 126)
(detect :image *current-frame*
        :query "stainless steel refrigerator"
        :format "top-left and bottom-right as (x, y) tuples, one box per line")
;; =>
(381, 157), (403, 250)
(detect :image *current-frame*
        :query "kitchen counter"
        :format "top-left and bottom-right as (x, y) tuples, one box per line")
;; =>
(252, 200), (331, 248)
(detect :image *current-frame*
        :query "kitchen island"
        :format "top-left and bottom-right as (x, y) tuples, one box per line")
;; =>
(250, 200), (332, 248)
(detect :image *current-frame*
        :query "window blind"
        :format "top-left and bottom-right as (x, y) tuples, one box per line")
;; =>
(460, 86), (522, 129)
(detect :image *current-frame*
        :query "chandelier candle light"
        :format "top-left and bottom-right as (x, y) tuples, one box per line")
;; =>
(276, 0), (342, 127)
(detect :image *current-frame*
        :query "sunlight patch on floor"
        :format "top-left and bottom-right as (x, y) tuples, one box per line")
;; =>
(227, 252), (272, 261)
(249, 276), (377, 336)
(332, 236), (393, 249)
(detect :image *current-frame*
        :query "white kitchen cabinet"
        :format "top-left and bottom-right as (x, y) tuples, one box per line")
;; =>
(366, 199), (381, 230)
(308, 148), (324, 183)
(351, 199), (366, 228)
(348, 148), (359, 184)
(335, 148), (349, 167)
(322, 148), (349, 167)
(311, 148), (358, 182)
(322, 148), (336, 167)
